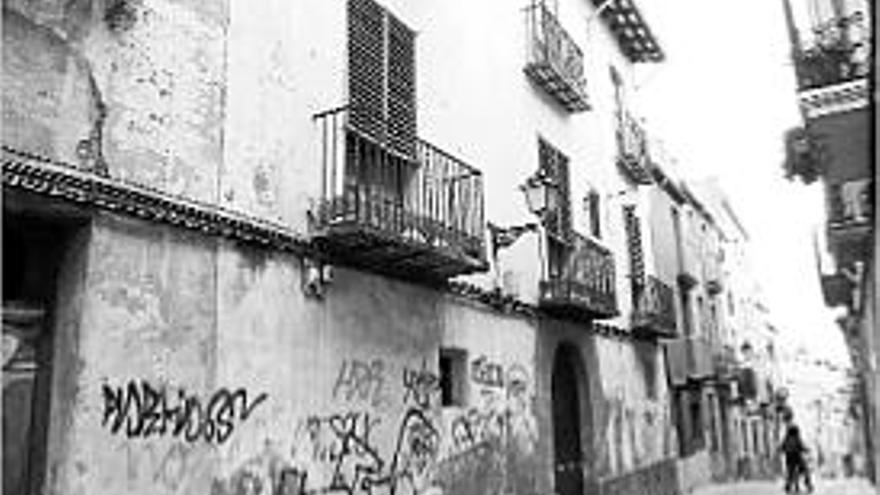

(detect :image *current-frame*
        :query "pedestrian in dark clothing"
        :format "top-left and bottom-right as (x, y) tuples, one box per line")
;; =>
(780, 425), (813, 493)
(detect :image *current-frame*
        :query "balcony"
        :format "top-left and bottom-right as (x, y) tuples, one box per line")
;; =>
(736, 367), (758, 401)
(702, 255), (723, 295)
(631, 274), (677, 338)
(539, 232), (618, 320)
(667, 335), (714, 386)
(616, 111), (653, 185)
(827, 178), (872, 231)
(826, 178), (872, 265)
(712, 344), (738, 381)
(793, 13), (871, 92)
(524, 1), (590, 112)
(820, 272), (853, 308)
(309, 106), (488, 282)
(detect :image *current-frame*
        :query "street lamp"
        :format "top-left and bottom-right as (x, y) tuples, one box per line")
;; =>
(519, 170), (559, 219)
(489, 170), (560, 256)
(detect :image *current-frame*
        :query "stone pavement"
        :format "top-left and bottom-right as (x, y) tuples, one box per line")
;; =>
(690, 478), (877, 495)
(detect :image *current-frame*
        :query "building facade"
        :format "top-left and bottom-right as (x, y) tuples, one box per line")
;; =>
(2, 0), (687, 494)
(781, 0), (875, 484)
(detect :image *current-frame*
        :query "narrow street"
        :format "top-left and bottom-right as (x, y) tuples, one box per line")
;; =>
(693, 478), (877, 495)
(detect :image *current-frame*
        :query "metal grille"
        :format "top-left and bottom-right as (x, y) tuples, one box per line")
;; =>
(523, 1), (590, 112)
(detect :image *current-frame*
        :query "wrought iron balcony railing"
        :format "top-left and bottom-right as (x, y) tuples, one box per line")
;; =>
(309, 106), (487, 281)
(712, 344), (738, 379)
(524, 1), (590, 112)
(667, 335), (714, 385)
(702, 251), (722, 295)
(793, 13), (872, 91)
(616, 111), (653, 185)
(631, 274), (677, 338)
(825, 178), (872, 267)
(539, 232), (618, 319)
(827, 178), (872, 229)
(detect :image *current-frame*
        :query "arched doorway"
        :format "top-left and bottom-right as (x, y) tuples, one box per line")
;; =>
(552, 343), (585, 495)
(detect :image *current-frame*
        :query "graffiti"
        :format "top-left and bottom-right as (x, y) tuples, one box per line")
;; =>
(470, 355), (504, 388)
(101, 380), (268, 444)
(386, 408), (440, 493)
(213, 443), (307, 495)
(401, 361), (439, 408)
(332, 359), (387, 407)
(449, 406), (506, 453)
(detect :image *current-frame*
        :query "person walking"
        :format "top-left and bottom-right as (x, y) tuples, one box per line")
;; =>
(780, 425), (813, 493)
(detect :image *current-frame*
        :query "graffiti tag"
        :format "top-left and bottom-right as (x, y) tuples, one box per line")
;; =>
(101, 380), (268, 444)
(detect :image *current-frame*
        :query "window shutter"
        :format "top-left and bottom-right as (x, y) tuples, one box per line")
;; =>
(348, 0), (386, 144)
(589, 189), (601, 238)
(623, 205), (645, 292)
(347, 0), (416, 160)
(386, 13), (416, 159)
(539, 139), (572, 242)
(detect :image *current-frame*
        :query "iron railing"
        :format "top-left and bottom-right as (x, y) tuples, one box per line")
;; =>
(310, 106), (486, 266)
(794, 12), (872, 91)
(539, 232), (618, 318)
(632, 274), (677, 337)
(524, 1), (589, 112)
(616, 111), (653, 184)
(827, 178), (872, 228)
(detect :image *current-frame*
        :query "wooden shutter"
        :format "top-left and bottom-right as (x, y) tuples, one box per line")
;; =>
(347, 0), (416, 159)
(348, 0), (386, 143)
(588, 189), (601, 238)
(386, 12), (416, 159)
(539, 139), (572, 242)
(623, 204), (645, 294)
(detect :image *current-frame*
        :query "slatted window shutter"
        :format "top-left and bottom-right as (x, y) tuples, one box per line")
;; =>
(588, 189), (601, 239)
(347, 0), (416, 159)
(386, 13), (416, 159)
(348, 0), (386, 144)
(538, 139), (572, 243)
(623, 204), (645, 296)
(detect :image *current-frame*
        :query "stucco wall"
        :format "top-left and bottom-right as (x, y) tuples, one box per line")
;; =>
(41, 213), (548, 495)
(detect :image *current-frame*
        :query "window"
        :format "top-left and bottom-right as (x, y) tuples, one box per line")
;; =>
(538, 138), (573, 280)
(584, 187), (602, 239)
(439, 348), (467, 407)
(538, 138), (572, 242)
(347, 0), (416, 159)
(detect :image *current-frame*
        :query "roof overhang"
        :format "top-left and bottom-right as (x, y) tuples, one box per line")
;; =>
(594, 0), (664, 63)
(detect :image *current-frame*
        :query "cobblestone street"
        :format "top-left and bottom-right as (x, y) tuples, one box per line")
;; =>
(693, 478), (877, 495)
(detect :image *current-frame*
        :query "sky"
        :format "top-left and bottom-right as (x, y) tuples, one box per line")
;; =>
(633, 0), (851, 369)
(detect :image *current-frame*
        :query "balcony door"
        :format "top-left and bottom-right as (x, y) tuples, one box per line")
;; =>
(3, 214), (78, 494)
(552, 343), (587, 495)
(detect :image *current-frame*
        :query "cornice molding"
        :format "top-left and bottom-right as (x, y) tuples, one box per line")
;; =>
(2, 146), (310, 253)
(799, 78), (870, 119)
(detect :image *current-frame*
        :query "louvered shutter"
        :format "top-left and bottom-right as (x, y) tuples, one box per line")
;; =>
(589, 189), (601, 238)
(539, 139), (572, 242)
(348, 0), (386, 144)
(386, 13), (416, 159)
(347, 0), (416, 160)
(623, 205), (645, 297)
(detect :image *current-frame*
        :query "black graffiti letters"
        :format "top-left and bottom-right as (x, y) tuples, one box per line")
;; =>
(101, 380), (268, 444)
